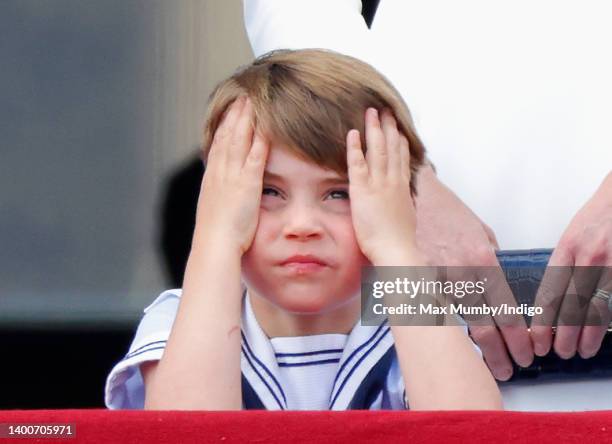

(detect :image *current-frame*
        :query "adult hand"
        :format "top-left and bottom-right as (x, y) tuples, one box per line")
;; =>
(414, 167), (534, 380)
(531, 172), (612, 359)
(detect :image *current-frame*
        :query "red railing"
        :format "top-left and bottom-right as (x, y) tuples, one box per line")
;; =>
(1, 410), (611, 443)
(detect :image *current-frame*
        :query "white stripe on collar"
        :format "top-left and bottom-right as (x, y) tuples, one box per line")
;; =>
(240, 291), (393, 410)
(240, 292), (288, 410)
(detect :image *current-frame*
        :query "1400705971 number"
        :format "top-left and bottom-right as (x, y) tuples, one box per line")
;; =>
(0, 423), (76, 438)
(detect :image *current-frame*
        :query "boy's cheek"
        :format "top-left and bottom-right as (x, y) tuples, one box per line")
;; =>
(246, 221), (280, 254)
(240, 253), (268, 296)
(334, 221), (366, 258)
(360, 255), (372, 267)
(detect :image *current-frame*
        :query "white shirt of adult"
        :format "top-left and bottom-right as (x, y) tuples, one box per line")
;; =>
(243, 0), (612, 250)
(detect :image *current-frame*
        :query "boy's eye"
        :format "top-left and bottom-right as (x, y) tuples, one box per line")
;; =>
(327, 189), (349, 200)
(262, 187), (281, 197)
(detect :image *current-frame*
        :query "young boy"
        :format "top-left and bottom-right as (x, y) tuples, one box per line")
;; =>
(105, 49), (502, 410)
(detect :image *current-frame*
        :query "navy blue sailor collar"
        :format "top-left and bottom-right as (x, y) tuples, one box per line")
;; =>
(239, 291), (395, 410)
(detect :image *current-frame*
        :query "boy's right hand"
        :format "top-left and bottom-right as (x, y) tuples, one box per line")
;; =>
(193, 96), (270, 255)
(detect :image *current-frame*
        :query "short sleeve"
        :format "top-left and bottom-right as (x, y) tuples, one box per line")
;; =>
(383, 355), (408, 410)
(104, 289), (182, 409)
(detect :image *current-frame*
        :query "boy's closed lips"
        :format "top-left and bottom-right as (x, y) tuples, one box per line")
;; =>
(277, 254), (330, 276)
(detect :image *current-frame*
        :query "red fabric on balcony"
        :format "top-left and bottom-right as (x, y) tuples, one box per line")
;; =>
(1, 410), (611, 443)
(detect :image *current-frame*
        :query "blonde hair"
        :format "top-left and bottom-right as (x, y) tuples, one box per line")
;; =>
(202, 49), (426, 193)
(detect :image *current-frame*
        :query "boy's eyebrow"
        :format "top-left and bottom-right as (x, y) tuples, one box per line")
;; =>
(262, 171), (286, 182)
(319, 176), (349, 185)
(263, 171), (348, 184)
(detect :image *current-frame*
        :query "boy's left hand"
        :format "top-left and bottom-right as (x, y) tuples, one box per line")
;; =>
(346, 108), (421, 266)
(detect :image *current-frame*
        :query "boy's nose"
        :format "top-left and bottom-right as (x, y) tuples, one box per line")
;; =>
(282, 205), (324, 241)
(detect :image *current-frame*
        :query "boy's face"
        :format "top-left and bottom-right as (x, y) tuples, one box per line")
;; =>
(241, 141), (369, 314)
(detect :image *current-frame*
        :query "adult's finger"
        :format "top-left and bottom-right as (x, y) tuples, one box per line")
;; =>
(444, 265), (526, 379)
(469, 325), (514, 381)
(478, 265), (534, 369)
(553, 255), (601, 359)
(578, 266), (612, 358)
(531, 246), (573, 356)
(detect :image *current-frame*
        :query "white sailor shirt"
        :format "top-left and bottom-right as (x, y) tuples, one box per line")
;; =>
(104, 289), (407, 410)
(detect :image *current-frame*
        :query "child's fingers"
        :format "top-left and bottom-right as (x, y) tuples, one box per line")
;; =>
(229, 97), (255, 169)
(380, 109), (401, 180)
(244, 129), (270, 179)
(364, 108), (387, 180)
(399, 134), (412, 182)
(209, 96), (246, 165)
(346, 129), (368, 185)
